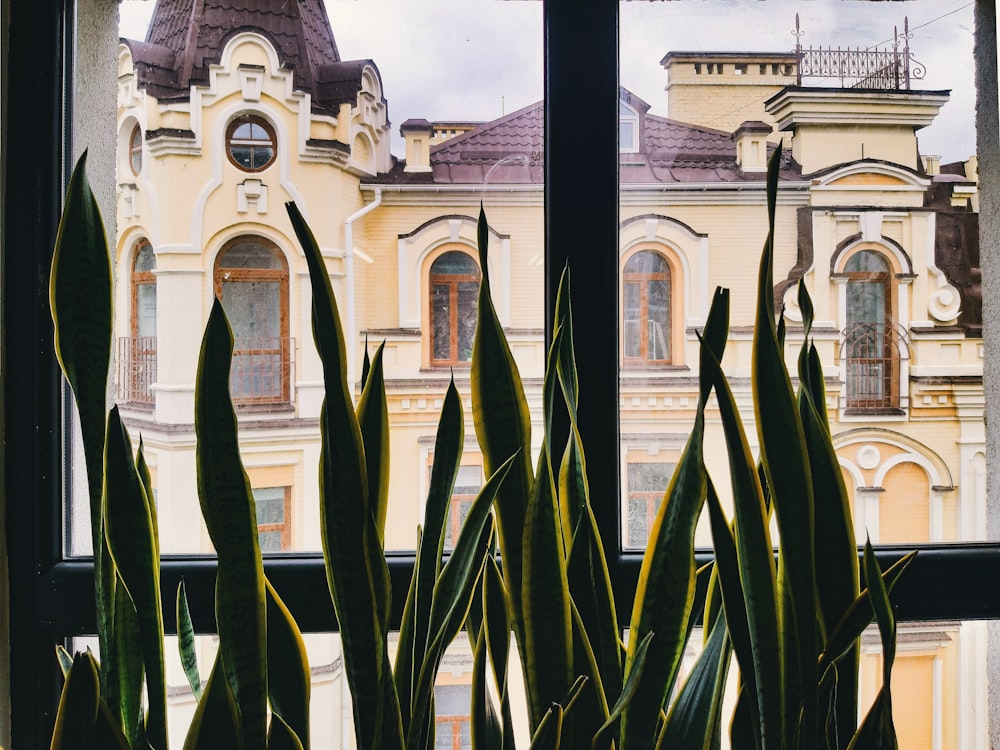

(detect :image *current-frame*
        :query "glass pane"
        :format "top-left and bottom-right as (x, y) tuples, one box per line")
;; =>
(431, 251), (478, 275)
(136, 283), (156, 339)
(230, 145), (254, 170)
(253, 487), (286, 524)
(432, 284), (451, 361)
(623, 282), (640, 359)
(88, 0), (542, 557)
(221, 281), (281, 339)
(846, 249), (890, 274)
(218, 242), (282, 270)
(250, 145), (274, 169)
(134, 241), (155, 273)
(456, 282), (478, 362)
(646, 277), (669, 361)
(618, 0), (982, 556)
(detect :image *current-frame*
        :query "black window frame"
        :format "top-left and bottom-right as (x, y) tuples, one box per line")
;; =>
(4, 2), (1000, 748)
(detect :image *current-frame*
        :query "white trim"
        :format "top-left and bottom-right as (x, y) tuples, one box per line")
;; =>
(397, 216), (509, 329)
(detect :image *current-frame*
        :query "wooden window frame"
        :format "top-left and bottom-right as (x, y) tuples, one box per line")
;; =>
(128, 123), (142, 176)
(622, 248), (673, 366)
(842, 248), (900, 412)
(213, 236), (292, 405)
(226, 114), (277, 173)
(428, 249), (481, 367)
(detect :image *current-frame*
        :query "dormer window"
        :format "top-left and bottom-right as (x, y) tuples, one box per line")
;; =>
(619, 101), (639, 153)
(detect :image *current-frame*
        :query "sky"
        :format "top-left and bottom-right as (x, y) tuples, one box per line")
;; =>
(118, 0), (977, 162)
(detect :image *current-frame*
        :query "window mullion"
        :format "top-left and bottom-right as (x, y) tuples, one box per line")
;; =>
(543, 1), (623, 609)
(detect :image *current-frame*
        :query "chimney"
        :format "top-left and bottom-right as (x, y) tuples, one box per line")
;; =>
(733, 120), (772, 173)
(922, 154), (941, 175)
(401, 119), (433, 173)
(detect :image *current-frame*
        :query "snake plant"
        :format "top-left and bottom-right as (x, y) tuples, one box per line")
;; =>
(48, 145), (910, 750)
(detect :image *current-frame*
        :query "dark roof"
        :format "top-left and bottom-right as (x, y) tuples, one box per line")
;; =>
(375, 91), (801, 185)
(124, 0), (379, 114)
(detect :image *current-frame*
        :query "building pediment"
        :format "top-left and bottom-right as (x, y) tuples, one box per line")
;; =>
(812, 161), (930, 191)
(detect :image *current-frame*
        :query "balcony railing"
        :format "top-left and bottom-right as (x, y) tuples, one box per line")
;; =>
(117, 336), (157, 405)
(842, 322), (901, 411)
(231, 336), (294, 406)
(794, 14), (926, 91)
(117, 336), (294, 408)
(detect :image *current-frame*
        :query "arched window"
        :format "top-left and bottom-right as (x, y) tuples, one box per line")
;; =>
(118, 239), (156, 405)
(843, 250), (897, 410)
(429, 250), (480, 365)
(226, 115), (276, 172)
(128, 123), (143, 175)
(214, 237), (290, 404)
(623, 250), (671, 364)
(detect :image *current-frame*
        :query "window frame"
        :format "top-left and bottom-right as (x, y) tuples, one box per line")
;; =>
(120, 238), (157, 405)
(621, 248), (674, 365)
(427, 248), (481, 367)
(4, 2), (1000, 748)
(842, 249), (900, 412)
(225, 113), (277, 173)
(128, 122), (142, 176)
(213, 235), (292, 406)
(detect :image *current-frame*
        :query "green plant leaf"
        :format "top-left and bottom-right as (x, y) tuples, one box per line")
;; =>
(591, 631), (653, 750)
(658, 609), (731, 750)
(730, 685), (758, 750)
(49, 151), (116, 702)
(183, 653), (240, 750)
(93, 697), (132, 750)
(704, 475), (766, 747)
(103, 406), (167, 749)
(470, 205), (533, 651)
(796, 279), (860, 748)
(195, 300), (268, 750)
(483, 555), (511, 699)
(565, 486), (621, 708)
(51, 651), (100, 750)
(752, 145), (817, 749)
(110, 577), (143, 747)
(531, 704), (563, 750)
(357, 341), (390, 543)
(177, 580), (203, 702)
(408, 455), (515, 750)
(267, 713), (305, 750)
(265, 578), (311, 749)
(287, 201), (402, 750)
(620, 284), (730, 748)
(396, 378), (464, 727)
(819, 552), (915, 673)
(361, 336), (372, 390)
(700, 328), (780, 749)
(471, 626), (503, 750)
(522, 449), (573, 729)
(845, 543), (901, 750)
(56, 645), (74, 677)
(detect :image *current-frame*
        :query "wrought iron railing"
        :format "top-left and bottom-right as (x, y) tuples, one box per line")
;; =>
(231, 336), (294, 406)
(117, 336), (157, 405)
(793, 14), (926, 91)
(842, 321), (902, 410)
(117, 336), (294, 407)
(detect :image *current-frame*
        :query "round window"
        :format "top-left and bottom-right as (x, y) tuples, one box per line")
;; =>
(128, 123), (143, 175)
(226, 115), (276, 172)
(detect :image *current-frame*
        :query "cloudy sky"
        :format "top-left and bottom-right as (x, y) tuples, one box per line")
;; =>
(119, 0), (977, 161)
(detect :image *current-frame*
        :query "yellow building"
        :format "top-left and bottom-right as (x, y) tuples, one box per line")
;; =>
(116, 1), (984, 747)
